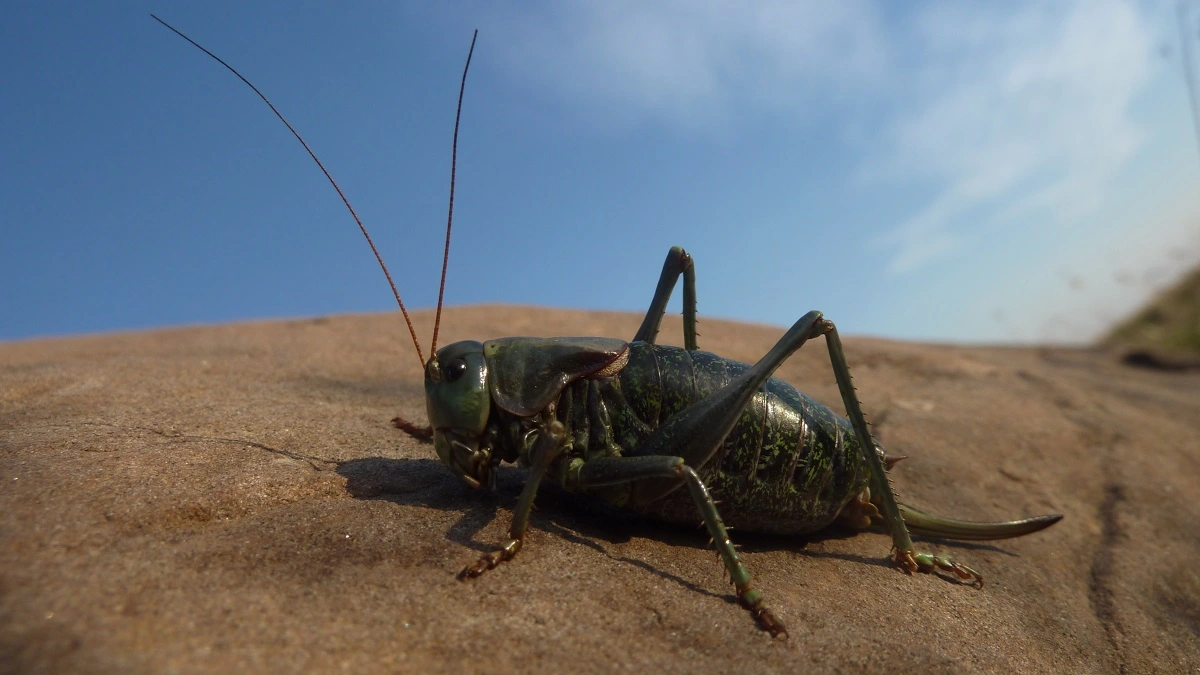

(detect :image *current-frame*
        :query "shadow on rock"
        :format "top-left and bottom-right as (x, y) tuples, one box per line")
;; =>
(334, 456), (963, 600)
(337, 456), (505, 551)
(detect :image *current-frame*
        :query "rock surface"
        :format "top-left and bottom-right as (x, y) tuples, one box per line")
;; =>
(2, 306), (1198, 673)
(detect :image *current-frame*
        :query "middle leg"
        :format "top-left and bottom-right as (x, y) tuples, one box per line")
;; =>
(570, 455), (787, 638)
(633, 246), (698, 350)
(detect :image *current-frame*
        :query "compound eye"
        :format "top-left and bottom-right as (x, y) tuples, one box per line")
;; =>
(445, 357), (468, 383)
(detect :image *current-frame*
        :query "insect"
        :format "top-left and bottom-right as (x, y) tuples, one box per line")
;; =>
(156, 17), (1063, 638)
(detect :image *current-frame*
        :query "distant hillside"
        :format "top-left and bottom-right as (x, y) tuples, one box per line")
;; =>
(1103, 263), (1200, 354)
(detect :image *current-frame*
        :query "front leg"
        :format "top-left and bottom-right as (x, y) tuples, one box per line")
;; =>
(457, 421), (566, 579)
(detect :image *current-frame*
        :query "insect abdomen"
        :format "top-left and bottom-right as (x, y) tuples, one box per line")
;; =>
(609, 343), (873, 534)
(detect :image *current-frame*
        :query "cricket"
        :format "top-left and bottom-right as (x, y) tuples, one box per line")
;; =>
(154, 16), (1063, 638)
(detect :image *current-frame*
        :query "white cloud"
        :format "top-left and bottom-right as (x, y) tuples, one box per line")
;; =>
(490, 0), (888, 129)
(486, 0), (1159, 273)
(871, 0), (1155, 273)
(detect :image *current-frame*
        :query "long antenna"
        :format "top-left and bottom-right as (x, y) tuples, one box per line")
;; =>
(430, 30), (477, 359)
(152, 14), (433, 369)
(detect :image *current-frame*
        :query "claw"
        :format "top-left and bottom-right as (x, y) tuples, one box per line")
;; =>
(457, 539), (522, 581)
(738, 586), (788, 639)
(895, 549), (984, 587)
(751, 605), (788, 639)
(892, 548), (920, 574)
(917, 552), (983, 587)
(457, 557), (494, 580)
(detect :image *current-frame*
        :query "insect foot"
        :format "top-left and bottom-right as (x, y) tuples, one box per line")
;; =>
(739, 587), (788, 639)
(457, 539), (522, 580)
(895, 549), (984, 587)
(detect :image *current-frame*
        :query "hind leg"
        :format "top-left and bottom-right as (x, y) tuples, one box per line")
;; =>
(632, 308), (984, 584)
(814, 318), (982, 584)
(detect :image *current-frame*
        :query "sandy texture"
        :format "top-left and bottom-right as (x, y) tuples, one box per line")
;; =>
(2, 306), (1198, 673)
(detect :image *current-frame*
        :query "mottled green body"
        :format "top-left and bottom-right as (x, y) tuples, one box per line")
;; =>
(490, 342), (873, 535)
(618, 343), (872, 534)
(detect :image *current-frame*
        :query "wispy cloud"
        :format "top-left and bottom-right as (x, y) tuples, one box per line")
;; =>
(489, 0), (1158, 272)
(490, 0), (888, 129)
(868, 0), (1154, 272)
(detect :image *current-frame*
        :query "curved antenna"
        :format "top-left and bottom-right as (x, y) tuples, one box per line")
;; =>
(152, 14), (428, 369)
(430, 30), (478, 359)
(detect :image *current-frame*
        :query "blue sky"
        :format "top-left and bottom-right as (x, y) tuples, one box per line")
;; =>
(3, 1), (1200, 345)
